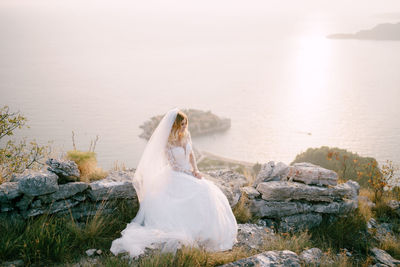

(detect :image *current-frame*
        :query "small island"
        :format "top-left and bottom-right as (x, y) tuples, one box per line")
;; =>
(139, 109), (231, 140)
(327, 21), (400, 40)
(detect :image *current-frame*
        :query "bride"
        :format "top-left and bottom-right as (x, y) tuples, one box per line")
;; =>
(110, 108), (238, 258)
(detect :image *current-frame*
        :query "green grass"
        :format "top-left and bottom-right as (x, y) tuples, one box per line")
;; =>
(309, 209), (371, 257)
(0, 199), (138, 266)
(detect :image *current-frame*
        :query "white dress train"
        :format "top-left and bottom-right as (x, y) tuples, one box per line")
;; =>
(110, 140), (238, 258)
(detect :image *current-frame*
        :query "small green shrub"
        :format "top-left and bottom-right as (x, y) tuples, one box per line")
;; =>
(292, 146), (380, 188)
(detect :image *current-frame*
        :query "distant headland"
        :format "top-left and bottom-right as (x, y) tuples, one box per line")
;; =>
(327, 22), (400, 41)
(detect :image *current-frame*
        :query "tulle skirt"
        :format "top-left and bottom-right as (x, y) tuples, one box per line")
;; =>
(110, 169), (238, 258)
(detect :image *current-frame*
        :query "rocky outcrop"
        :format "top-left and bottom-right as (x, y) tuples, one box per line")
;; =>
(219, 250), (301, 267)
(139, 109), (231, 140)
(246, 161), (359, 232)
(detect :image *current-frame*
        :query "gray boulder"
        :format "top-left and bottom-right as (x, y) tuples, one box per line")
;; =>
(219, 250), (301, 267)
(253, 161), (289, 187)
(18, 170), (59, 196)
(288, 162), (338, 186)
(299, 248), (323, 266)
(46, 158), (80, 182)
(370, 247), (400, 266)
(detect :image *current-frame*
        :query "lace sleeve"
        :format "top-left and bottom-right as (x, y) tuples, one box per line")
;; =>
(165, 143), (192, 175)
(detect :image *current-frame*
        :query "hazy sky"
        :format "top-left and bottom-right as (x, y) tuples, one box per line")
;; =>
(2, 0), (400, 19)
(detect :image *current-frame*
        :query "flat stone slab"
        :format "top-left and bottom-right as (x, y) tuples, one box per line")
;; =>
(88, 180), (136, 201)
(219, 250), (301, 267)
(256, 181), (358, 203)
(288, 162), (338, 186)
(18, 170), (59, 196)
(250, 200), (313, 218)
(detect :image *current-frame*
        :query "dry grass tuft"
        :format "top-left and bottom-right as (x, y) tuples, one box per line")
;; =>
(262, 230), (313, 254)
(66, 150), (108, 182)
(232, 193), (252, 223)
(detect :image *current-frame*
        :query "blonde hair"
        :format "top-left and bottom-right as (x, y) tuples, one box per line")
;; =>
(168, 111), (189, 143)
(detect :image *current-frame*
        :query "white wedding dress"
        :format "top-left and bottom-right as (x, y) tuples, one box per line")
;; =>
(110, 109), (238, 258)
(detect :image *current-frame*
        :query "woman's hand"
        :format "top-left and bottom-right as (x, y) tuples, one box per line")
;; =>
(192, 170), (202, 179)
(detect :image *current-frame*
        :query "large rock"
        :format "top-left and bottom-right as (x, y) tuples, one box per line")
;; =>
(250, 199), (313, 218)
(39, 182), (88, 203)
(219, 250), (301, 267)
(288, 162), (338, 186)
(205, 170), (248, 207)
(256, 181), (358, 203)
(46, 158), (80, 182)
(18, 170), (59, 196)
(279, 213), (322, 232)
(370, 247), (400, 266)
(253, 161), (290, 187)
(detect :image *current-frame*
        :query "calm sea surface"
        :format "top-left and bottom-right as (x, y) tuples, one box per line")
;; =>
(1, 2), (400, 174)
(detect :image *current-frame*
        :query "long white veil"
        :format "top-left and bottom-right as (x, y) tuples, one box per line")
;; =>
(131, 107), (179, 224)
